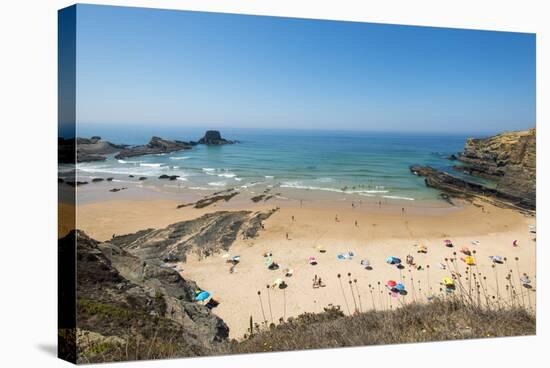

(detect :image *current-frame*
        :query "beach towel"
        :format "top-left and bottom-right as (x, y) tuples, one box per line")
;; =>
(471, 240), (480, 246)
(337, 253), (346, 260)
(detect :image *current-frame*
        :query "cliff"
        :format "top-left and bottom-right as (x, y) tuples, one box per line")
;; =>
(458, 128), (536, 208)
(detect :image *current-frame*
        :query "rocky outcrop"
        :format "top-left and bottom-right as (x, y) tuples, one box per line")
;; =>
(457, 129), (535, 209)
(197, 130), (237, 145)
(76, 136), (127, 163)
(115, 137), (193, 159)
(110, 209), (276, 262)
(410, 165), (534, 210)
(73, 229), (229, 362)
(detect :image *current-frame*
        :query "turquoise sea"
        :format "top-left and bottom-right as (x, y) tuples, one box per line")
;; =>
(72, 126), (495, 202)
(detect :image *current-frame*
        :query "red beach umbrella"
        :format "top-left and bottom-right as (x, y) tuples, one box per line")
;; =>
(387, 280), (397, 287)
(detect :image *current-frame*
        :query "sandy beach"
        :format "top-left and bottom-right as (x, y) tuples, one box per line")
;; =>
(76, 193), (536, 339)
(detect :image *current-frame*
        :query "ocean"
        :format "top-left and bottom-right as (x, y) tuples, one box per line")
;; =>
(71, 126), (495, 202)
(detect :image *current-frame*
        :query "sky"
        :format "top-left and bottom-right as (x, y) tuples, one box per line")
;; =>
(72, 4), (536, 134)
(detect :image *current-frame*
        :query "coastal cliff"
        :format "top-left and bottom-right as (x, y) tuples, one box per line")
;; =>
(411, 128), (536, 210)
(458, 129), (535, 207)
(72, 209), (276, 363)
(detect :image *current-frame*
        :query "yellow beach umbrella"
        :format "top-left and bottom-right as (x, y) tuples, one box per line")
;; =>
(443, 277), (454, 287)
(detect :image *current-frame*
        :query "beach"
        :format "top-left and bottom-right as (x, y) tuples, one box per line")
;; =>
(76, 190), (536, 339)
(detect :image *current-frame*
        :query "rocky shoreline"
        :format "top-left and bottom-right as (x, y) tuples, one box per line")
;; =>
(59, 130), (237, 163)
(411, 128), (536, 211)
(70, 208), (277, 362)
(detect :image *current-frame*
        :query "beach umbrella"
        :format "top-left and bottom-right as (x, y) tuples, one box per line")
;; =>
(265, 256), (273, 266)
(395, 283), (406, 292)
(443, 277), (454, 287)
(308, 256), (317, 265)
(464, 256), (475, 265)
(195, 291), (210, 301)
(360, 259), (370, 267)
(387, 280), (397, 288)
(418, 245), (428, 253)
(337, 253), (346, 261)
(231, 255), (241, 262)
(489, 255), (503, 263)
(460, 246), (471, 255)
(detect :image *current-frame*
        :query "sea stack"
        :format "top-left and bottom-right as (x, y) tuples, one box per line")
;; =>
(197, 130), (237, 145)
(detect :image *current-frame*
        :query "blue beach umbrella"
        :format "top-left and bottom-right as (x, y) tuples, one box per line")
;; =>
(395, 283), (406, 292)
(195, 291), (210, 301)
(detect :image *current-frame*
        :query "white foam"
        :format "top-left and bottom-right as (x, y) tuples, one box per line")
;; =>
(382, 195), (415, 201)
(170, 156), (191, 160)
(140, 163), (162, 168)
(117, 159), (128, 164)
(202, 168), (215, 172)
(265, 175), (274, 179)
(189, 186), (215, 191)
(176, 177), (188, 181)
(217, 173), (236, 178)
(208, 181), (227, 187)
(234, 177), (242, 181)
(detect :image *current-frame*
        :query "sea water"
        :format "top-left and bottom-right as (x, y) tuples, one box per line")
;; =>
(71, 126), (495, 202)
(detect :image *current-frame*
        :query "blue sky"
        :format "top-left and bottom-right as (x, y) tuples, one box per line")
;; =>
(74, 4), (535, 133)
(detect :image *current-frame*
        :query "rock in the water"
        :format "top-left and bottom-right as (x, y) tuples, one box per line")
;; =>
(115, 137), (193, 159)
(138, 177), (147, 181)
(410, 165), (534, 210)
(91, 178), (104, 182)
(75, 136), (127, 163)
(197, 130), (237, 145)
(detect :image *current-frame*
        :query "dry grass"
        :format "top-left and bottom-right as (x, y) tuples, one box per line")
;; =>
(232, 297), (535, 354)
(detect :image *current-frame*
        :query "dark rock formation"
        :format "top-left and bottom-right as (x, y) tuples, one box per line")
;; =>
(447, 154), (458, 160)
(110, 209), (277, 262)
(177, 189), (239, 209)
(73, 230), (228, 362)
(159, 174), (170, 179)
(197, 130), (237, 145)
(410, 165), (534, 210)
(75, 136), (127, 163)
(65, 180), (88, 187)
(138, 177), (147, 181)
(109, 187), (127, 193)
(91, 178), (104, 182)
(458, 129), (535, 208)
(115, 137), (193, 159)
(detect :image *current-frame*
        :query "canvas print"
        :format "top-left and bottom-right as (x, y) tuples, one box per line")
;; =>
(58, 4), (536, 364)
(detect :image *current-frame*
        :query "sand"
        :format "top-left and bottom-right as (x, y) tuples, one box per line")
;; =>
(76, 195), (536, 339)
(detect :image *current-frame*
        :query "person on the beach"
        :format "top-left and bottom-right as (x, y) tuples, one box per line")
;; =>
(379, 201), (382, 208)
(300, 200), (303, 207)
(286, 232), (289, 240)
(355, 220), (358, 227)
(335, 215), (339, 222)
(291, 215), (295, 221)
(402, 207), (405, 215)
(312, 274), (319, 288)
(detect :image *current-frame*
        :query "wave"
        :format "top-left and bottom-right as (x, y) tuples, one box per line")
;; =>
(140, 163), (163, 168)
(281, 182), (389, 195)
(265, 175), (274, 179)
(189, 186), (215, 191)
(234, 177), (242, 181)
(217, 173), (236, 178)
(117, 159), (128, 164)
(382, 195), (415, 201)
(170, 156), (191, 160)
(208, 181), (227, 187)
